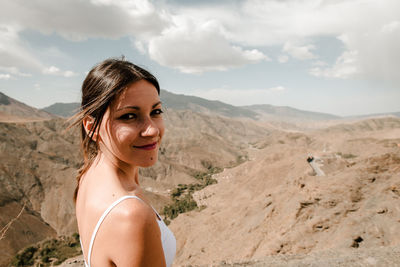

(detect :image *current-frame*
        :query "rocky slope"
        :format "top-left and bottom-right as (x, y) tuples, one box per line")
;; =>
(2, 89), (399, 266)
(0, 108), (269, 266)
(0, 92), (55, 122)
(61, 245), (400, 267)
(59, 117), (400, 267)
(0, 119), (80, 266)
(168, 117), (400, 266)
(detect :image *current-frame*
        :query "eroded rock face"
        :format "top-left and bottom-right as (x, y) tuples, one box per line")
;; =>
(0, 202), (57, 266)
(0, 119), (80, 266)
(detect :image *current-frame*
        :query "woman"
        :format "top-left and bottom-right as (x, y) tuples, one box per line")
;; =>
(72, 58), (176, 267)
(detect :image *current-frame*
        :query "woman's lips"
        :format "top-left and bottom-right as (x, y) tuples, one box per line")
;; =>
(133, 142), (157, 150)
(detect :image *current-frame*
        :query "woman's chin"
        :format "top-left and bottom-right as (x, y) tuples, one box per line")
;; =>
(138, 157), (158, 167)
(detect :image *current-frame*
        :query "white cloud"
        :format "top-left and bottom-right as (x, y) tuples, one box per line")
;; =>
(0, 0), (168, 41)
(278, 55), (289, 63)
(0, 25), (74, 78)
(63, 70), (78, 78)
(147, 17), (268, 73)
(169, 0), (400, 82)
(42, 66), (60, 75)
(1, 0), (399, 81)
(43, 66), (78, 77)
(0, 24), (44, 72)
(311, 60), (328, 67)
(91, 0), (156, 17)
(381, 20), (400, 33)
(283, 41), (316, 60)
(309, 50), (359, 79)
(0, 73), (11, 80)
(0, 0), (168, 75)
(134, 40), (147, 54)
(0, 66), (31, 77)
(311, 22), (400, 83)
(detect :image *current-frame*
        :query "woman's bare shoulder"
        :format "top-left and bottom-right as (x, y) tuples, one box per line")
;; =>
(110, 197), (157, 228)
(99, 197), (165, 266)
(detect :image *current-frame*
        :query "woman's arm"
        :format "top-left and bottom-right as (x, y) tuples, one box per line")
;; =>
(102, 199), (166, 267)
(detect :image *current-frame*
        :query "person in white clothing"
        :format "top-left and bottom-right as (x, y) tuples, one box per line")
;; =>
(71, 58), (176, 267)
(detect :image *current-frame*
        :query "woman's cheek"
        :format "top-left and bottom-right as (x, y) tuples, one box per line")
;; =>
(116, 126), (137, 145)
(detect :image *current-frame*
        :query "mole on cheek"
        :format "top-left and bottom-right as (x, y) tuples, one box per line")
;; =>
(150, 157), (153, 160)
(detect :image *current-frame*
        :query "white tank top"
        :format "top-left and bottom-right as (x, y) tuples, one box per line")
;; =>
(80, 195), (176, 267)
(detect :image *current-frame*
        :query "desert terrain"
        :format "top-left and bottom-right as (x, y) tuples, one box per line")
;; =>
(1, 91), (399, 266)
(169, 117), (400, 266)
(0, 92), (267, 266)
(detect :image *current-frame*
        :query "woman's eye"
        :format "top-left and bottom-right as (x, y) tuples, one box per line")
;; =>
(120, 113), (137, 120)
(151, 109), (164, 116)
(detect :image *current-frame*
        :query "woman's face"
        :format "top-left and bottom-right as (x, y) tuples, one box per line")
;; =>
(98, 79), (164, 167)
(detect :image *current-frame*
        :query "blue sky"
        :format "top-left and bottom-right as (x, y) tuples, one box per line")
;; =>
(0, 0), (399, 116)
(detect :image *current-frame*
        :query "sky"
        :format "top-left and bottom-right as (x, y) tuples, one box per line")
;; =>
(0, 0), (399, 116)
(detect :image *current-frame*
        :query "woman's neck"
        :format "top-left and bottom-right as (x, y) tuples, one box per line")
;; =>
(94, 152), (140, 189)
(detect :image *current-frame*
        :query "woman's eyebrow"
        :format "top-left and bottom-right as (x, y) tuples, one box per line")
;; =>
(117, 101), (162, 111)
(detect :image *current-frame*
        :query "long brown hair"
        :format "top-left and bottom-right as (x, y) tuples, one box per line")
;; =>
(69, 58), (160, 201)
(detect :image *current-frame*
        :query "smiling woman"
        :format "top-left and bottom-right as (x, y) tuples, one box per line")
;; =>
(69, 58), (176, 267)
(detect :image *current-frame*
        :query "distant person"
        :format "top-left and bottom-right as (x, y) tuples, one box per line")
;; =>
(71, 58), (176, 267)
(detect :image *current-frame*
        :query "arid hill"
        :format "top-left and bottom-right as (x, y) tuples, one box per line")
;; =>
(0, 119), (80, 265)
(242, 104), (341, 122)
(42, 103), (80, 118)
(2, 91), (399, 266)
(168, 117), (400, 266)
(0, 92), (55, 122)
(0, 106), (269, 266)
(58, 116), (400, 267)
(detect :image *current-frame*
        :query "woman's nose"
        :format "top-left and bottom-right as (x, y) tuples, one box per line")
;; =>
(140, 119), (159, 137)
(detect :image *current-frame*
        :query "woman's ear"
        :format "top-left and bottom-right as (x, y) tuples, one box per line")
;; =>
(83, 115), (98, 141)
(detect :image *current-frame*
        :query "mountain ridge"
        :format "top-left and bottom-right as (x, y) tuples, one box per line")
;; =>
(39, 90), (399, 123)
(37, 90), (343, 123)
(0, 92), (56, 122)
(242, 103), (341, 121)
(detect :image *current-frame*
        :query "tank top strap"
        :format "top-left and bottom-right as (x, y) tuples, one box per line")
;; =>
(84, 195), (145, 267)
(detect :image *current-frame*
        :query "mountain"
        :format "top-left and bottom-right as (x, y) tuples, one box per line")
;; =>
(0, 92), (55, 122)
(160, 90), (259, 119)
(14, 89), (399, 125)
(42, 103), (80, 118)
(3, 91), (400, 266)
(169, 117), (400, 266)
(318, 117), (400, 136)
(40, 90), (259, 120)
(0, 104), (270, 266)
(346, 111), (400, 120)
(242, 104), (341, 121)
(38, 90), (340, 123)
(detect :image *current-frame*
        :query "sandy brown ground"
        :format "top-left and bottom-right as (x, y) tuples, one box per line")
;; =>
(169, 117), (400, 266)
(56, 117), (400, 267)
(3, 115), (400, 266)
(60, 246), (400, 266)
(0, 110), (268, 266)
